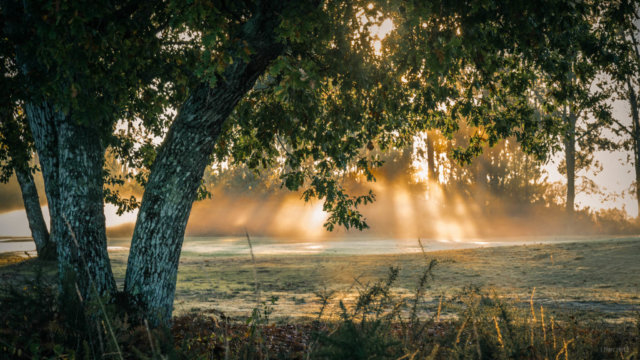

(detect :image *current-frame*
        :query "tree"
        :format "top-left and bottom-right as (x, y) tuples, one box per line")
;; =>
(1, 0), (178, 300)
(425, 131), (440, 185)
(554, 79), (613, 217)
(125, 0), (611, 325)
(0, 29), (54, 259)
(2, 0), (623, 327)
(0, 110), (54, 259)
(602, 0), (640, 218)
(534, 7), (616, 217)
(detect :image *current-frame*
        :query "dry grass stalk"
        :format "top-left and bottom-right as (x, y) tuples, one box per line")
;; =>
(454, 316), (469, 346)
(554, 339), (573, 360)
(245, 230), (261, 305)
(471, 311), (482, 359)
(551, 316), (557, 351)
(530, 287), (536, 347)
(493, 316), (504, 348)
(540, 305), (547, 342)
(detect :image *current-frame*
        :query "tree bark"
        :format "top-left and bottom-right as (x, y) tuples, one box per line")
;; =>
(14, 165), (54, 259)
(4, 0), (64, 257)
(25, 102), (63, 255)
(57, 119), (116, 299)
(26, 102), (116, 300)
(564, 109), (576, 216)
(124, 9), (285, 326)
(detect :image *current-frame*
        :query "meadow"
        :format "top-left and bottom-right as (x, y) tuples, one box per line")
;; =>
(2, 236), (639, 321)
(1, 236), (639, 358)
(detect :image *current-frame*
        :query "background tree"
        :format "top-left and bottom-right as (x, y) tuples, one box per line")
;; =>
(125, 0), (586, 325)
(0, 110), (54, 259)
(0, 31), (53, 259)
(602, 0), (640, 218)
(540, 19), (616, 217)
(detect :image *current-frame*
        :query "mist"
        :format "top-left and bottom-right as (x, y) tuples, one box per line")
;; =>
(0, 173), (46, 213)
(1, 135), (634, 240)
(165, 135), (636, 240)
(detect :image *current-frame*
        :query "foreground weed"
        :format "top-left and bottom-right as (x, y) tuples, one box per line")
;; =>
(311, 267), (403, 359)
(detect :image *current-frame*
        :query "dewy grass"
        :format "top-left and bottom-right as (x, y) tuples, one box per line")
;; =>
(2, 266), (639, 359)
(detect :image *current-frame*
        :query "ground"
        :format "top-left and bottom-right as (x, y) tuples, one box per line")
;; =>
(1, 236), (638, 323)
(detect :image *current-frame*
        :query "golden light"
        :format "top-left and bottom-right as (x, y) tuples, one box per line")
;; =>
(357, 6), (394, 56)
(270, 197), (328, 239)
(373, 40), (382, 54)
(371, 18), (394, 39)
(411, 160), (430, 184)
(371, 18), (394, 55)
(308, 202), (328, 229)
(410, 133), (430, 184)
(392, 184), (416, 239)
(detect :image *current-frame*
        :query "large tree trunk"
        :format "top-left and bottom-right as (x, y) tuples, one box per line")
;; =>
(564, 109), (576, 216)
(124, 10), (284, 326)
(26, 102), (116, 300)
(14, 165), (54, 259)
(57, 120), (116, 299)
(11, 0), (116, 297)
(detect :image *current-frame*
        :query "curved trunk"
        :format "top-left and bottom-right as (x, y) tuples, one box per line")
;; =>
(124, 86), (234, 324)
(2, 112), (54, 260)
(125, 65), (277, 325)
(14, 165), (54, 259)
(25, 102), (62, 254)
(124, 11), (284, 325)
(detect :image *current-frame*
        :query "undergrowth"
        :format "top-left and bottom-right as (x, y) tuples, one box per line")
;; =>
(1, 258), (638, 359)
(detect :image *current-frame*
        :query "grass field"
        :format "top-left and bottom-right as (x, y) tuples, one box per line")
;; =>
(2, 236), (638, 322)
